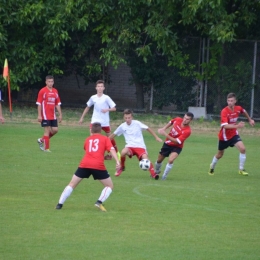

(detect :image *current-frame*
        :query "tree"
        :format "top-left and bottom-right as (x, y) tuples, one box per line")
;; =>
(1, 0), (260, 110)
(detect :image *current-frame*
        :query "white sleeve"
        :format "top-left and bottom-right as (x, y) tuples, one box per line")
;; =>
(114, 124), (124, 136)
(107, 96), (116, 108)
(86, 96), (94, 107)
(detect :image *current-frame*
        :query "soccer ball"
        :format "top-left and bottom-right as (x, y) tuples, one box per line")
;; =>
(139, 159), (151, 171)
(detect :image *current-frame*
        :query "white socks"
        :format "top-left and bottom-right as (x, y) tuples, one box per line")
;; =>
(59, 185), (73, 204)
(210, 156), (219, 169)
(98, 187), (112, 203)
(239, 153), (246, 170)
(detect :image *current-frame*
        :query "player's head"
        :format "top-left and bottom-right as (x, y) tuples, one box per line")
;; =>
(123, 109), (133, 125)
(227, 92), (237, 108)
(96, 80), (105, 94)
(45, 75), (54, 88)
(183, 112), (194, 125)
(91, 122), (102, 133)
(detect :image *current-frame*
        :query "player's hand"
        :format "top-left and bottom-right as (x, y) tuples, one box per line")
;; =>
(0, 117), (4, 124)
(37, 116), (42, 122)
(79, 118), (83, 125)
(158, 128), (167, 136)
(116, 162), (121, 170)
(101, 109), (108, 113)
(237, 121), (245, 128)
(58, 115), (62, 123)
(249, 119), (255, 127)
(156, 137), (163, 142)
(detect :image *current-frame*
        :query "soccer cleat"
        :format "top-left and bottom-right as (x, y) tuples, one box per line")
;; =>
(161, 172), (169, 180)
(55, 203), (63, 209)
(44, 149), (51, 152)
(152, 174), (159, 180)
(95, 202), (107, 212)
(37, 138), (44, 151)
(115, 167), (125, 177)
(155, 170), (161, 175)
(104, 154), (112, 160)
(239, 169), (249, 176)
(208, 164), (214, 175)
(117, 151), (121, 161)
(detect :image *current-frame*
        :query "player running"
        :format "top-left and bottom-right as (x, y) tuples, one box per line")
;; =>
(55, 122), (120, 212)
(79, 80), (120, 160)
(208, 92), (255, 176)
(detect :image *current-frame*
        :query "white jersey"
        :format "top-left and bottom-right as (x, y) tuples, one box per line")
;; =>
(87, 94), (116, 127)
(114, 120), (148, 149)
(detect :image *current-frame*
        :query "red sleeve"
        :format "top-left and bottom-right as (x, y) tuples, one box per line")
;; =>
(36, 88), (44, 104)
(220, 108), (228, 125)
(178, 129), (191, 144)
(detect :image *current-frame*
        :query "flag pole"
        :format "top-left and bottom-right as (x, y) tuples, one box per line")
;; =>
(7, 73), (12, 118)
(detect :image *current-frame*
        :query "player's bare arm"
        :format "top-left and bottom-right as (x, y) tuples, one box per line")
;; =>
(223, 121), (245, 129)
(56, 105), (62, 123)
(101, 106), (116, 113)
(243, 111), (255, 126)
(110, 148), (121, 170)
(79, 106), (90, 124)
(147, 128), (163, 142)
(158, 122), (172, 133)
(37, 105), (42, 122)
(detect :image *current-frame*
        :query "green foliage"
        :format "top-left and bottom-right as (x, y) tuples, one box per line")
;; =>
(0, 0), (260, 97)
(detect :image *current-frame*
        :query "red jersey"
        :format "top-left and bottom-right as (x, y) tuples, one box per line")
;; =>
(79, 134), (114, 170)
(218, 105), (245, 141)
(164, 117), (191, 148)
(36, 87), (61, 120)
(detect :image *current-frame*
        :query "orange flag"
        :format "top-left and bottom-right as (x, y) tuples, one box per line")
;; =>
(3, 58), (8, 80)
(2, 58), (12, 113)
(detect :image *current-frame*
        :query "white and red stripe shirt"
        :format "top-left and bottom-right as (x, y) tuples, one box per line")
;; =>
(218, 105), (245, 141)
(36, 87), (61, 120)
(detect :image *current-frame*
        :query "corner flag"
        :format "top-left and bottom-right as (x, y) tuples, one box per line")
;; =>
(2, 58), (12, 113)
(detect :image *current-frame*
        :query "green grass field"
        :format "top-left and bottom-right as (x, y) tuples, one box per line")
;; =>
(1, 116), (260, 260)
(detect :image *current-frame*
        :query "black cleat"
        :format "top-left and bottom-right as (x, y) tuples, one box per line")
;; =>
(55, 203), (63, 209)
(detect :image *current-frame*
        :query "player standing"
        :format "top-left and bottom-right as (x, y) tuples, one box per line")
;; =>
(79, 80), (120, 160)
(109, 109), (162, 179)
(55, 122), (120, 212)
(36, 75), (62, 152)
(208, 93), (255, 176)
(155, 112), (194, 180)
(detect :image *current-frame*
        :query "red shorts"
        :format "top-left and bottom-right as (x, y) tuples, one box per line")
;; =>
(90, 124), (111, 134)
(127, 147), (147, 160)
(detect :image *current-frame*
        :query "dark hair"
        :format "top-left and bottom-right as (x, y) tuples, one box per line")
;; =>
(185, 112), (194, 120)
(91, 122), (102, 133)
(45, 75), (54, 80)
(227, 93), (236, 99)
(96, 80), (105, 86)
(123, 108), (133, 115)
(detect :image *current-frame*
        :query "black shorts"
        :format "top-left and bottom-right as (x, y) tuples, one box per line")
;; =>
(41, 119), (58, 127)
(74, 167), (110, 180)
(159, 143), (182, 157)
(218, 135), (242, 150)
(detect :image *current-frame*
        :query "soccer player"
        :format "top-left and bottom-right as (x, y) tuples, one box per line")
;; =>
(79, 80), (120, 160)
(55, 122), (120, 212)
(36, 75), (62, 152)
(155, 112), (194, 180)
(208, 92), (255, 176)
(0, 89), (4, 124)
(109, 109), (162, 179)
